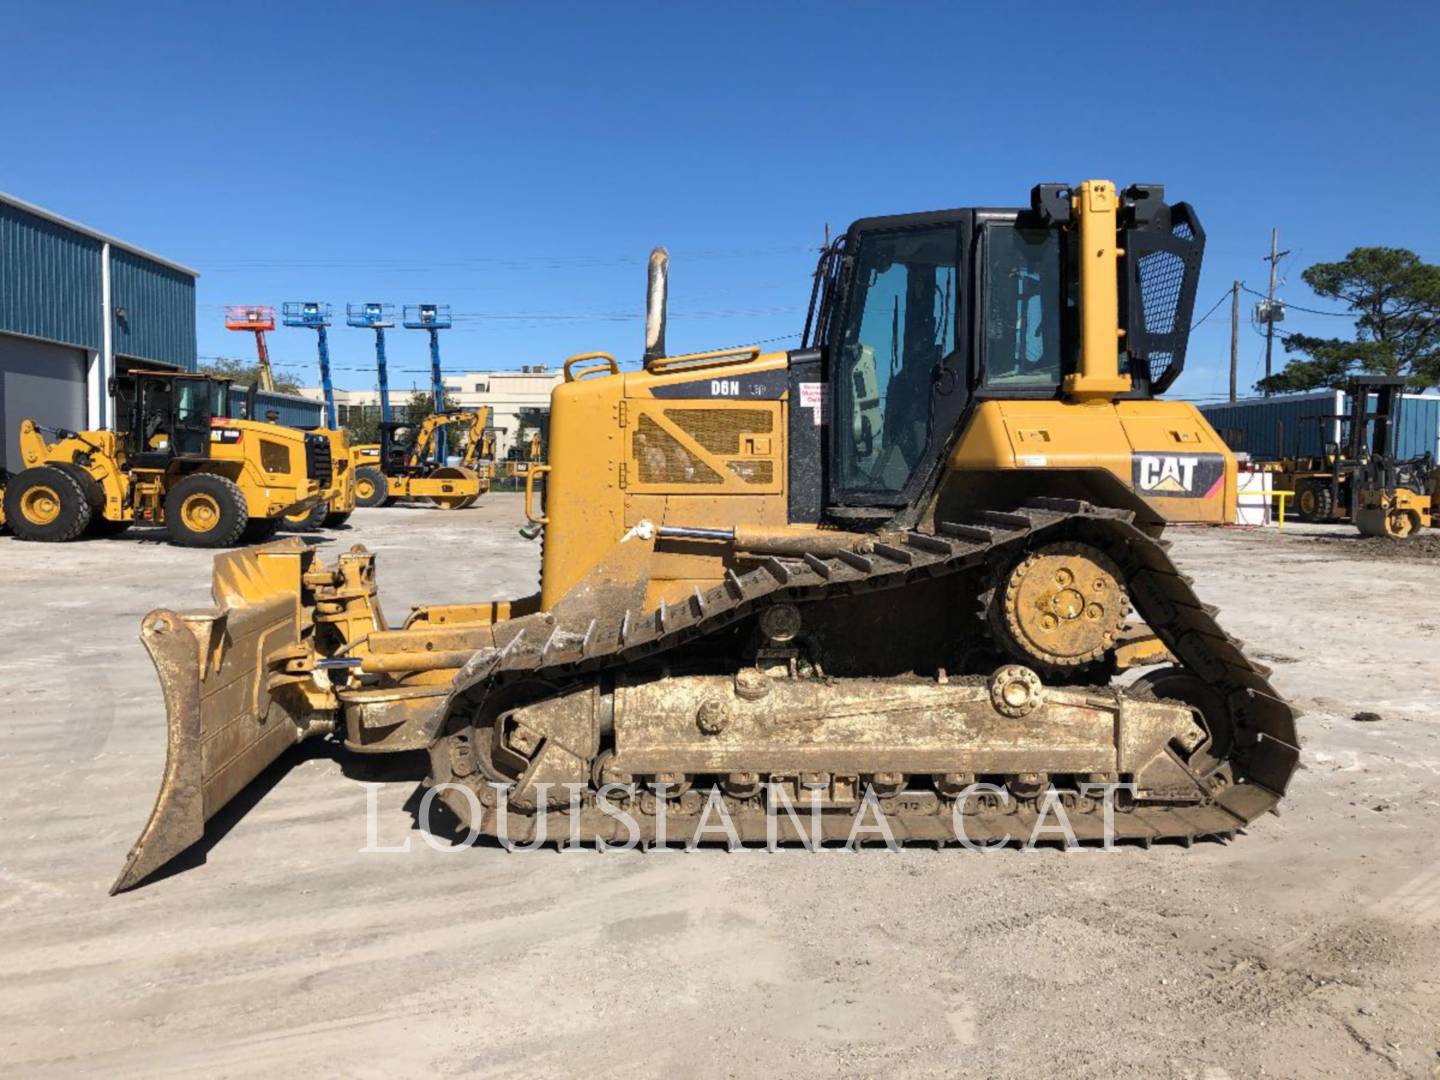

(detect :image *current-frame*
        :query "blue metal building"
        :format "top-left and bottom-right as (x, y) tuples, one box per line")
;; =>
(0, 191), (198, 472)
(1199, 391), (1440, 461)
(228, 387), (325, 430)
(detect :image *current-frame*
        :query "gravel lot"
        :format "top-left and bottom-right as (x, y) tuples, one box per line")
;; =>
(2, 497), (1438, 1078)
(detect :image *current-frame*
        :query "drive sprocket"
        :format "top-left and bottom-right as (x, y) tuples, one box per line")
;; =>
(987, 541), (1129, 673)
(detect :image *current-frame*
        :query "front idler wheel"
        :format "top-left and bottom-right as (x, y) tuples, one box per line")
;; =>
(1128, 666), (1234, 774)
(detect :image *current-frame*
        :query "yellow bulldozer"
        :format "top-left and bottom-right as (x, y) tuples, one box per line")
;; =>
(2, 370), (322, 547)
(351, 407), (492, 510)
(113, 181), (1299, 892)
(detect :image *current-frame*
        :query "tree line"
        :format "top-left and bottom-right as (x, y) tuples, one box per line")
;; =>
(1257, 247), (1440, 393)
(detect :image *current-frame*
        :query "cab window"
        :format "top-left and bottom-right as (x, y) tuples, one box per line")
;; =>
(833, 224), (960, 496)
(173, 380), (211, 455)
(982, 224), (1065, 389)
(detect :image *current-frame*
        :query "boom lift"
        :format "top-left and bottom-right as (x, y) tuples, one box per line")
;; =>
(223, 305), (279, 391)
(114, 182), (1299, 892)
(3, 370), (320, 546)
(282, 302), (337, 429)
(346, 302), (396, 426)
(405, 304), (453, 461)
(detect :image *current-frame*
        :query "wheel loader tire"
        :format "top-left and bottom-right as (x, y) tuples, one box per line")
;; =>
(164, 474), (248, 547)
(52, 463), (128, 537)
(239, 517), (282, 544)
(3, 466), (92, 542)
(1295, 481), (1332, 523)
(53, 462), (104, 511)
(282, 500), (328, 531)
(322, 510), (352, 528)
(354, 466), (388, 508)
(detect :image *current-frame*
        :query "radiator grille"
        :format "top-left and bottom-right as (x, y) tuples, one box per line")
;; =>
(662, 408), (773, 454)
(726, 459), (773, 484)
(304, 434), (333, 487)
(635, 414), (721, 484)
(633, 409), (776, 486)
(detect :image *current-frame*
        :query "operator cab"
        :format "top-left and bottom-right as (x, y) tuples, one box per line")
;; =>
(800, 185), (1204, 518)
(113, 371), (231, 466)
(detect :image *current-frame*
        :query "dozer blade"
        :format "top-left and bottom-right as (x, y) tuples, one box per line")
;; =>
(112, 540), (323, 894)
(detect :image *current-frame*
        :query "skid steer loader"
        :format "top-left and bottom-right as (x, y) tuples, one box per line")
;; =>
(113, 182), (1300, 892)
(3, 370), (322, 547)
(351, 407), (491, 510)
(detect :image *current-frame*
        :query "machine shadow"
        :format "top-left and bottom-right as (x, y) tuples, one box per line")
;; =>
(132, 738), (343, 888)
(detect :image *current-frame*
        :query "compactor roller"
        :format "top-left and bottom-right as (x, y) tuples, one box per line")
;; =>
(114, 181), (1300, 893)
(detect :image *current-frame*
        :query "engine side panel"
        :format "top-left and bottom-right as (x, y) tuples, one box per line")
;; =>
(944, 399), (1236, 525)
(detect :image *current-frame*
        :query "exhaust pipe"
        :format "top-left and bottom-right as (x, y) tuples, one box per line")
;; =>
(644, 246), (668, 367)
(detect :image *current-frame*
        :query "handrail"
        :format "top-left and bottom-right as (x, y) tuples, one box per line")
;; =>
(645, 345), (762, 374)
(563, 352), (620, 383)
(524, 465), (552, 524)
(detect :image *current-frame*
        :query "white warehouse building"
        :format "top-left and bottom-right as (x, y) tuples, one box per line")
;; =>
(299, 365), (561, 460)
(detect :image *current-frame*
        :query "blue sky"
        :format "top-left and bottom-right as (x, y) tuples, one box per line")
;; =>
(4, 1), (1437, 401)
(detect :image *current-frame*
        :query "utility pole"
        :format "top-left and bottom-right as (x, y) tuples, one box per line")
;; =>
(1229, 281), (1240, 403)
(1260, 228), (1290, 396)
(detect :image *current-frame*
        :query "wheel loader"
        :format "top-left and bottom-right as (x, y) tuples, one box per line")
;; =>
(223, 304), (358, 532)
(2, 370), (322, 547)
(351, 407), (491, 510)
(113, 181), (1300, 893)
(500, 413), (547, 483)
(280, 425), (357, 531)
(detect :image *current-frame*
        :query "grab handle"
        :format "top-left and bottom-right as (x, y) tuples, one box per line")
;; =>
(563, 352), (619, 383)
(524, 465), (552, 524)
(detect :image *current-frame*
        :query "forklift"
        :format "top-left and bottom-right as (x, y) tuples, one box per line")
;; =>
(1282, 374), (1433, 538)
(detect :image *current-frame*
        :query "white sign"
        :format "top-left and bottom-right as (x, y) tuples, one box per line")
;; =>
(798, 381), (826, 426)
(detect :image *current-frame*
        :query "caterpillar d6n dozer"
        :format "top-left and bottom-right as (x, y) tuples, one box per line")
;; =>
(114, 181), (1300, 893)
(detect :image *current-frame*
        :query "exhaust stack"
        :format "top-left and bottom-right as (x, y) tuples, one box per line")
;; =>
(644, 246), (668, 367)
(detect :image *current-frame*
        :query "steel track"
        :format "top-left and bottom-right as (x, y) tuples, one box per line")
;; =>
(426, 499), (1301, 846)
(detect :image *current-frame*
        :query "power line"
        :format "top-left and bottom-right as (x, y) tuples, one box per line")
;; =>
(1190, 288), (1232, 332)
(1239, 283), (1352, 317)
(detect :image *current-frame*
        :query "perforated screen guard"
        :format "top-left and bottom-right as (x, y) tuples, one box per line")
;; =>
(1121, 199), (1205, 395)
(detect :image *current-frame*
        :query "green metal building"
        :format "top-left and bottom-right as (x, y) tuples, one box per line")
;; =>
(0, 191), (198, 472)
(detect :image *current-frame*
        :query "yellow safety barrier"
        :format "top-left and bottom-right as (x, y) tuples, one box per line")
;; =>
(1235, 487), (1294, 529)
(1271, 490), (1294, 530)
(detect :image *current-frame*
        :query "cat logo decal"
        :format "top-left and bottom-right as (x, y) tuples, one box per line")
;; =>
(1132, 453), (1226, 499)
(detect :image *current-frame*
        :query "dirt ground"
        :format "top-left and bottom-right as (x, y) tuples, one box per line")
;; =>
(2, 498), (1438, 1078)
